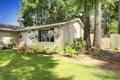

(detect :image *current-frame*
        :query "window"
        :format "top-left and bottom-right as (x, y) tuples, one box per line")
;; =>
(38, 28), (54, 42)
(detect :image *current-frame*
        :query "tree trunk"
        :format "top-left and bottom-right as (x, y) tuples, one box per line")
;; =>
(94, 2), (102, 48)
(44, 8), (48, 24)
(84, 2), (91, 50)
(104, 10), (108, 34)
(118, 0), (120, 34)
(35, 7), (39, 26)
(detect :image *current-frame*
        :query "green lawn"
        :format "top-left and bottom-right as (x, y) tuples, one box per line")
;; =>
(0, 50), (120, 80)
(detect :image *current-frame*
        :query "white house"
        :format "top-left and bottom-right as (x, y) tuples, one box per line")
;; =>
(0, 18), (84, 49)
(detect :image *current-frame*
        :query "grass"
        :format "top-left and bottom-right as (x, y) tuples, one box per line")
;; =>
(0, 50), (120, 80)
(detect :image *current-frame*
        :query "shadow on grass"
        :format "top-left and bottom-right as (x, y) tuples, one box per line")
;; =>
(91, 49), (120, 76)
(0, 51), (73, 80)
(80, 64), (120, 80)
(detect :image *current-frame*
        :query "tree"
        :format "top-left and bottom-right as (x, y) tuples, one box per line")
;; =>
(74, 0), (95, 49)
(83, 1), (91, 49)
(48, 0), (79, 23)
(18, 0), (48, 26)
(74, 0), (103, 49)
(102, 0), (118, 34)
(18, 0), (79, 26)
(94, 2), (102, 48)
(18, 0), (34, 27)
(118, 0), (120, 34)
(48, 0), (66, 23)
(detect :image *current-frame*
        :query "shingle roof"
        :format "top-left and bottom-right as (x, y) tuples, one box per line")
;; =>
(0, 18), (84, 32)
(17, 18), (84, 31)
(0, 24), (23, 31)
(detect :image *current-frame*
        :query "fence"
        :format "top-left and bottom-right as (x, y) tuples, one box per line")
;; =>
(90, 34), (120, 49)
(110, 34), (120, 49)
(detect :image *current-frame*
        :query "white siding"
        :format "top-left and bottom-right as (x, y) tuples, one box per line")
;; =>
(19, 27), (65, 48)
(63, 21), (82, 45)
(0, 31), (18, 49)
(18, 21), (83, 48)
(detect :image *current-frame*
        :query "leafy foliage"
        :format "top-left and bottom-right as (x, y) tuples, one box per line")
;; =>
(92, 48), (101, 56)
(18, 0), (48, 26)
(28, 43), (46, 52)
(18, 0), (80, 26)
(48, 0), (79, 23)
(35, 45), (46, 53)
(107, 19), (118, 34)
(72, 38), (86, 52)
(54, 46), (64, 55)
(65, 44), (77, 57)
(2, 43), (16, 50)
(102, 0), (118, 21)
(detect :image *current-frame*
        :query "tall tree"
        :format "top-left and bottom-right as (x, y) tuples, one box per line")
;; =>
(18, 0), (79, 26)
(74, 0), (103, 49)
(74, 0), (95, 49)
(18, 0), (48, 26)
(48, 0), (66, 23)
(94, 2), (102, 48)
(103, 10), (108, 34)
(48, 0), (79, 23)
(18, 0), (34, 27)
(83, 1), (91, 49)
(102, 0), (118, 34)
(118, 0), (120, 34)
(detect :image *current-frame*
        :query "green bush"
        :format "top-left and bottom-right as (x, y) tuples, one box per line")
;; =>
(28, 43), (37, 49)
(92, 48), (101, 56)
(28, 43), (46, 53)
(8, 43), (16, 49)
(72, 38), (86, 52)
(115, 46), (120, 51)
(54, 46), (64, 55)
(65, 45), (77, 57)
(107, 19), (118, 34)
(2, 43), (16, 50)
(35, 45), (46, 53)
(46, 46), (55, 52)
(2, 45), (9, 50)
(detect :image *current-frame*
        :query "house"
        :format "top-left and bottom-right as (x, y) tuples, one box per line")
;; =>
(0, 18), (84, 49)
(0, 24), (23, 49)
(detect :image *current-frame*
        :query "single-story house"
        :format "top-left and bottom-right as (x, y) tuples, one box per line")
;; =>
(0, 24), (23, 49)
(0, 18), (84, 49)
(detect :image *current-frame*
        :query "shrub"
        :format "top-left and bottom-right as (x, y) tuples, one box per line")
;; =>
(72, 38), (86, 52)
(2, 45), (9, 50)
(115, 46), (120, 51)
(46, 46), (55, 52)
(35, 45), (46, 53)
(65, 45), (77, 57)
(107, 19), (118, 34)
(92, 48), (101, 56)
(2, 43), (16, 50)
(28, 43), (46, 53)
(28, 43), (37, 49)
(8, 43), (16, 49)
(54, 46), (64, 55)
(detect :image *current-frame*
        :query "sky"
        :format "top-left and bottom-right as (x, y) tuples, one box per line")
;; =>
(0, 0), (21, 26)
